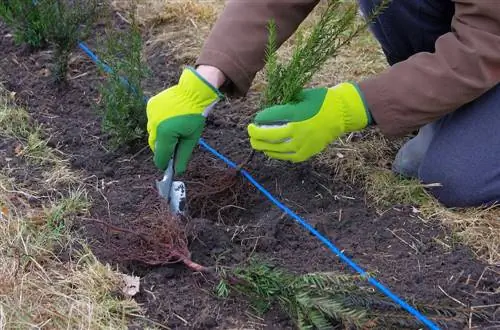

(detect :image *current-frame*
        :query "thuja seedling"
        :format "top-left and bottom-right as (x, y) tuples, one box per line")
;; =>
(95, 13), (151, 149)
(261, 0), (391, 108)
(0, 0), (48, 49)
(37, 0), (101, 83)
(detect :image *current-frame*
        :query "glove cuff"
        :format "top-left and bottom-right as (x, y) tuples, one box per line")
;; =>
(178, 66), (224, 116)
(327, 82), (373, 132)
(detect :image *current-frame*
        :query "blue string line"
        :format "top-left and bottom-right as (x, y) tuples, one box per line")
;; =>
(77, 41), (440, 330)
(79, 42), (143, 98)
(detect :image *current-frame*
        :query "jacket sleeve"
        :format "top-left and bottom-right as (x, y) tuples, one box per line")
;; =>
(358, 1), (500, 136)
(195, 0), (320, 96)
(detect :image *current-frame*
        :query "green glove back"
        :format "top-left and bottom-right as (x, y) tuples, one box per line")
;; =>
(146, 67), (223, 174)
(247, 82), (372, 162)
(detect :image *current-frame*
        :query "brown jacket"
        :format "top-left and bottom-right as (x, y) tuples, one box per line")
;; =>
(196, 0), (500, 136)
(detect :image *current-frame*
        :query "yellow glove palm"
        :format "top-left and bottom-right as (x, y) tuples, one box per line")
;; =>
(247, 82), (372, 162)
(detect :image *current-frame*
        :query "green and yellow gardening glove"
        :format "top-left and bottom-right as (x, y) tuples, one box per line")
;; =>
(146, 67), (223, 174)
(247, 82), (373, 162)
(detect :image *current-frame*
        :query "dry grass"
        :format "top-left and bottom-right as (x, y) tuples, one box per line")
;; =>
(365, 170), (435, 207)
(118, 0), (500, 265)
(419, 202), (500, 265)
(111, 0), (222, 64)
(315, 130), (500, 265)
(0, 90), (77, 187)
(0, 87), (142, 329)
(0, 95), (53, 163)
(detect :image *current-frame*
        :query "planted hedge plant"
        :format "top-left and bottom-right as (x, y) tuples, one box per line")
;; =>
(95, 13), (151, 149)
(0, 0), (48, 49)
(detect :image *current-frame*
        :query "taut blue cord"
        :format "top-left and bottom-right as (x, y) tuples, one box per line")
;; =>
(77, 41), (440, 330)
(79, 42), (143, 98)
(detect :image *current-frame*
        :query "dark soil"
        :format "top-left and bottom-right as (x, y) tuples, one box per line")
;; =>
(1, 15), (498, 330)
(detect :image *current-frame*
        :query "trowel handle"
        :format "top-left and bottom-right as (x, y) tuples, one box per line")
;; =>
(160, 158), (175, 197)
(161, 141), (179, 191)
(164, 157), (174, 178)
(162, 141), (178, 179)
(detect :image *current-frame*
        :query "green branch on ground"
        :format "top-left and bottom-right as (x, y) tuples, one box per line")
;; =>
(0, 0), (48, 49)
(261, 0), (391, 108)
(215, 259), (472, 330)
(96, 12), (151, 149)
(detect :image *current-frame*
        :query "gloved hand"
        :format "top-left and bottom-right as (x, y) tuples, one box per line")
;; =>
(146, 67), (223, 174)
(247, 82), (373, 162)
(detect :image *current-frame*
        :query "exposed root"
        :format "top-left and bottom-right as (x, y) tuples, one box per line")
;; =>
(235, 150), (256, 172)
(84, 206), (209, 272)
(184, 154), (258, 221)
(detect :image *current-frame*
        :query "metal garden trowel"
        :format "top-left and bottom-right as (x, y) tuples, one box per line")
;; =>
(156, 157), (187, 217)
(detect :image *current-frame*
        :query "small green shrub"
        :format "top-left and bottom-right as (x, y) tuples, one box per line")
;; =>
(38, 0), (101, 83)
(0, 0), (48, 49)
(262, 0), (391, 108)
(96, 16), (151, 149)
(0, 0), (101, 80)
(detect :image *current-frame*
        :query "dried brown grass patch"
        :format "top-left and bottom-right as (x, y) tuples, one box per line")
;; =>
(363, 170), (500, 265)
(0, 87), (143, 329)
(314, 128), (500, 265)
(0, 169), (140, 330)
(113, 0), (220, 27)
(111, 0), (223, 64)
(362, 153), (500, 265)
(313, 128), (404, 183)
(365, 170), (436, 208)
(419, 202), (500, 266)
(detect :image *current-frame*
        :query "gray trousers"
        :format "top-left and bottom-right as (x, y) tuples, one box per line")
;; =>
(360, 0), (500, 208)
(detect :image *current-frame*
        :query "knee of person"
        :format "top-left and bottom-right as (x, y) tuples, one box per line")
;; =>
(419, 164), (496, 208)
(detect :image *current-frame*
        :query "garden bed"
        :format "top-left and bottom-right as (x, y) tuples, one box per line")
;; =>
(0, 13), (498, 330)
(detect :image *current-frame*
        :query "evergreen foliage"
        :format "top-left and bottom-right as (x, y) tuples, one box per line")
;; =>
(96, 14), (151, 149)
(0, 0), (101, 81)
(262, 0), (391, 108)
(0, 0), (48, 49)
(39, 0), (101, 83)
(216, 260), (469, 330)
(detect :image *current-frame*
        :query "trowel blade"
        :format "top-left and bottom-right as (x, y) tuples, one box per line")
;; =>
(156, 178), (171, 199)
(170, 181), (187, 216)
(156, 179), (187, 216)
(155, 157), (187, 216)
(156, 159), (174, 199)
